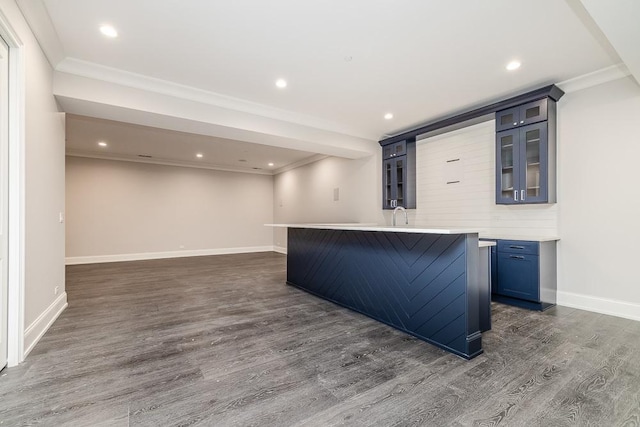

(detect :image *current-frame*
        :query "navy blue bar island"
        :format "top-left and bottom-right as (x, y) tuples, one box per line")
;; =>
(273, 224), (483, 359)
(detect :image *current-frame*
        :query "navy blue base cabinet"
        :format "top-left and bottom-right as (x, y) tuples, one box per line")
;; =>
(491, 239), (557, 311)
(286, 227), (483, 359)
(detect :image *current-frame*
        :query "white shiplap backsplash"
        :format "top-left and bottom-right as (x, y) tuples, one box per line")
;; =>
(412, 120), (558, 237)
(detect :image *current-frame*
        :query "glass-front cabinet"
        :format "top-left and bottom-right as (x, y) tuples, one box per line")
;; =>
(496, 122), (549, 204)
(383, 157), (407, 208)
(382, 138), (416, 209)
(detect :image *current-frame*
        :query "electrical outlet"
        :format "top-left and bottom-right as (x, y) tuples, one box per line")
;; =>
(179, 245), (185, 249)
(54, 286), (59, 295)
(59, 212), (64, 223)
(333, 187), (339, 201)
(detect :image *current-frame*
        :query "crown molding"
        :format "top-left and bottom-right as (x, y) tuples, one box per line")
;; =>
(557, 63), (631, 94)
(16, 0), (65, 67)
(65, 149), (283, 176)
(273, 154), (329, 175)
(56, 57), (376, 141)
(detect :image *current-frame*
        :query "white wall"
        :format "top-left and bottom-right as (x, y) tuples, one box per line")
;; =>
(272, 153), (383, 250)
(556, 76), (640, 319)
(65, 156), (274, 262)
(413, 120), (559, 238)
(1, 0), (66, 358)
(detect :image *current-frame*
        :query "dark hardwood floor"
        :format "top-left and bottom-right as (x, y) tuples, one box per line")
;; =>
(1, 252), (639, 426)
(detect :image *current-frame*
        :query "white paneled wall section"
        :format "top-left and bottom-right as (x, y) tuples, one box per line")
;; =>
(413, 121), (558, 237)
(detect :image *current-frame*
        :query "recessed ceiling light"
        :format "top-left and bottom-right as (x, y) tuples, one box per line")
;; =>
(268, 162), (274, 167)
(98, 141), (107, 147)
(275, 79), (287, 88)
(100, 25), (118, 38)
(384, 113), (394, 120)
(506, 60), (521, 71)
(196, 153), (203, 158)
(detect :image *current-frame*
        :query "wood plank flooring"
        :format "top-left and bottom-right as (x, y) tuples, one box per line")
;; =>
(1, 252), (639, 426)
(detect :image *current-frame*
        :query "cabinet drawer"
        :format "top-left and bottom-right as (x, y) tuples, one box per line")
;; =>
(497, 240), (539, 255)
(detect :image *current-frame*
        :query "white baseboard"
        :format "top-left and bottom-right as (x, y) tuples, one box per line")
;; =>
(273, 246), (287, 255)
(65, 246), (277, 265)
(557, 290), (640, 322)
(24, 292), (68, 358)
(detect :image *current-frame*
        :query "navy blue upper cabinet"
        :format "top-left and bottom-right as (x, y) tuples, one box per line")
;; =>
(495, 99), (548, 132)
(383, 141), (407, 160)
(382, 139), (416, 209)
(496, 99), (556, 204)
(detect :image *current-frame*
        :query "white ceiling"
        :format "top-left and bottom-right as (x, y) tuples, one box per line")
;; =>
(65, 115), (319, 174)
(17, 0), (640, 169)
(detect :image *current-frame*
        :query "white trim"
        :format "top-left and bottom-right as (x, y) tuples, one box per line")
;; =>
(557, 291), (640, 322)
(0, 9), (26, 367)
(66, 246), (277, 265)
(23, 292), (67, 358)
(273, 246), (287, 255)
(55, 58), (375, 141)
(273, 154), (329, 175)
(557, 63), (631, 94)
(15, 0), (65, 67)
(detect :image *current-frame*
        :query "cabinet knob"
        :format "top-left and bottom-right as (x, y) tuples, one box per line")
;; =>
(520, 120), (524, 124)
(513, 122), (517, 126)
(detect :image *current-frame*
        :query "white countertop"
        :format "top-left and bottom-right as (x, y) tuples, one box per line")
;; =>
(478, 240), (497, 248)
(265, 223), (481, 235)
(479, 234), (560, 242)
(266, 223), (559, 241)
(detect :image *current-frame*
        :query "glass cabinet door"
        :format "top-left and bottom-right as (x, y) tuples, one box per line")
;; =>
(393, 141), (406, 158)
(382, 141), (407, 160)
(520, 122), (548, 203)
(519, 98), (547, 127)
(383, 159), (394, 208)
(395, 158), (405, 207)
(495, 106), (520, 132)
(496, 129), (519, 204)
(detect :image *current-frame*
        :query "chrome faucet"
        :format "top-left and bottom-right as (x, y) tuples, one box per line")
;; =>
(392, 206), (408, 226)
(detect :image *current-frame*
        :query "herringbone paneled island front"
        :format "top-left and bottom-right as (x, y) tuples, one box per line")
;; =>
(268, 224), (485, 359)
